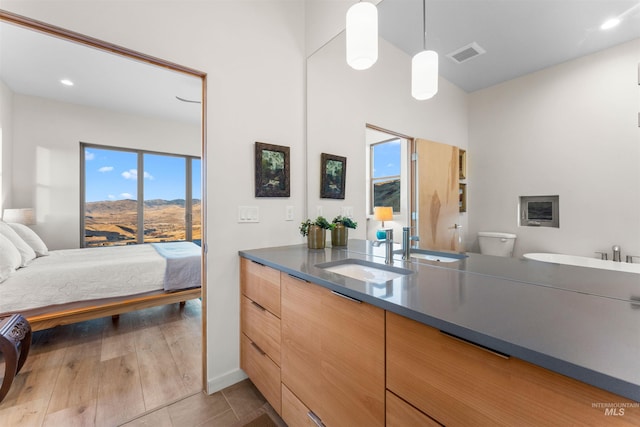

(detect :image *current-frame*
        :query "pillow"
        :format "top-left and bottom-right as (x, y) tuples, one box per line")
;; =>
(7, 223), (49, 257)
(0, 233), (21, 282)
(0, 221), (36, 267)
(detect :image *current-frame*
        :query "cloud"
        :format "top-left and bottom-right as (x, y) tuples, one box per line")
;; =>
(98, 166), (114, 173)
(122, 169), (137, 180)
(108, 194), (116, 200)
(121, 169), (154, 180)
(120, 192), (133, 199)
(85, 151), (95, 161)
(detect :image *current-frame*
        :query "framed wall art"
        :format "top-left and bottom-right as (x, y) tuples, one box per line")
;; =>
(320, 153), (346, 199)
(255, 142), (290, 197)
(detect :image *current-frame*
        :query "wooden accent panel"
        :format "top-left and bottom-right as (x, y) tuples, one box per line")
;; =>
(25, 287), (201, 331)
(416, 138), (460, 251)
(240, 333), (281, 414)
(282, 384), (320, 427)
(386, 390), (442, 427)
(386, 312), (640, 426)
(240, 295), (281, 366)
(281, 274), (385, 427)
(240, 257), (281, 317)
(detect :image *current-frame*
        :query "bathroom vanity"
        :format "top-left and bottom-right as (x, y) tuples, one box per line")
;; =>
(239, 240), (639, 426)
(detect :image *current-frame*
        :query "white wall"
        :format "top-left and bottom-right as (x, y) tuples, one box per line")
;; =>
(468, 39), (640, 258)
(307, 32), (469, 243)
(0, 78), (13, 213)
(1, 0), (306, 393)
(10, 94), (200, 249)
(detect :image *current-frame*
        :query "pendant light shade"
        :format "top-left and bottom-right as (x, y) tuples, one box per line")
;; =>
(346, 2), (378, 70)
(412, 0), (438, 100)
(411, 50), (439, 100)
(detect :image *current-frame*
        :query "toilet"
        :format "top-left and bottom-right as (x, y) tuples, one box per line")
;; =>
(478, 232), (517, 257)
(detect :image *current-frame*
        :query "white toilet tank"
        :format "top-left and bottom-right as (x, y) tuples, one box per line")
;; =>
(478, 232), (517, 257)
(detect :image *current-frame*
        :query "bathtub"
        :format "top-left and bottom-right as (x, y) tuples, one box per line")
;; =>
(524, 253), (640, 274)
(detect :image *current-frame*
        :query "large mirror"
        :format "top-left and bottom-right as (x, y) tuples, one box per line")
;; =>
(307, 0), (640, 258)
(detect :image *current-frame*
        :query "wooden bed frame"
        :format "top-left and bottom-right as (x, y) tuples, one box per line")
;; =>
(22, 287), (201, 331)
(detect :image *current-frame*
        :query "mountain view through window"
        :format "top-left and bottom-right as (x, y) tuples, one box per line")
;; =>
(83, 145), (201, 247)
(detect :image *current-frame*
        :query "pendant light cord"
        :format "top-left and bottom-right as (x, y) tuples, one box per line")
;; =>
(422, 0), (427, 50)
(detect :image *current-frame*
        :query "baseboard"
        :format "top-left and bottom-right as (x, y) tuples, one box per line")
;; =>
(207, 368), (248, 394)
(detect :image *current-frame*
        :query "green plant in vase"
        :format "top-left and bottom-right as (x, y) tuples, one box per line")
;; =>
(299, 216), (334, 249)
(331, 215), (358, 247)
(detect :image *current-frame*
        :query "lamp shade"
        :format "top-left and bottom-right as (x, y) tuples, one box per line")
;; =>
(411, 50), (439, 100)
(346, 2), (378, 70)
(3, 208), (36, 225)
(373, 206), (393, 222)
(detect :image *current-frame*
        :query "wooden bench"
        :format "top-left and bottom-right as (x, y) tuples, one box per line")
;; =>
(0, 314), (32, 403)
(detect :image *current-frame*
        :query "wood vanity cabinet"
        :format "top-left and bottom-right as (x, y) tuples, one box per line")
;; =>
(386, 311), (640, 426)
(239, 258), (282, 414)
(280, 273), (385, 427)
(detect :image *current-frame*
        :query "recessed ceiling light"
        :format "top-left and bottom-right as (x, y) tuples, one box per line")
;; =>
(60, 79), (74, 86)
(600, 18), (621, 30)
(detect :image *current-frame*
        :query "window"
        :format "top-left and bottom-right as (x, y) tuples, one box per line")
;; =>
(82, 144), (201, 247)
(370, 140), (401, 213)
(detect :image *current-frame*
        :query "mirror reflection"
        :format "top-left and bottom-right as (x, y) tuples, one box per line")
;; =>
(307, 0), (640, 259)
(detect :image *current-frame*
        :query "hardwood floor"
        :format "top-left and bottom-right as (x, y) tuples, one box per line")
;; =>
(0, 299), (202, 426)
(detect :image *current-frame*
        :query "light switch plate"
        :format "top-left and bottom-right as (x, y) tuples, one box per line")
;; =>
(285, 206), (294, 221)
(341, 206), (354, 217)
(317, 206), (323, 216)
(238, 206), (259, 223)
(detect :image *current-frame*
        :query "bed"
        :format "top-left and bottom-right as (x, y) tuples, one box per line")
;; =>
(0, 228), (202, 332)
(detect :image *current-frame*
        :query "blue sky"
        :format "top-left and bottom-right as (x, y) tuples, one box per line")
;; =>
(372, 139), (401, 178)
(84, 147), (201, 202)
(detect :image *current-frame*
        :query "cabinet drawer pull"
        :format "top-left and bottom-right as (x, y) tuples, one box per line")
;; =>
(307, 411), (325, 427)
(440, 330), (510, 359)
(287, 273), (309, 283)
(250, 260), (265, 266)
(250, 341), (266, 356)
(251, 301), (266, 311)
(331, 290), (362, 303)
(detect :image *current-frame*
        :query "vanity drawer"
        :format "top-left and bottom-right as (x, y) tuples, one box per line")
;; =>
(240, 295), (280, 366)
(240, 257), (281, 317)
(386, 311), (640, 426)
(240, 333), (281, 414)
(386, 390), (441, 427)
(282, 384), (322, 427)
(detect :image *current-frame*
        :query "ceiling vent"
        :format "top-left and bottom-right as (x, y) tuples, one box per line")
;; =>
(446, 42), (486, 64)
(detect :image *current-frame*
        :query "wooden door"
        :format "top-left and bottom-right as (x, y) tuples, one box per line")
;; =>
(415, 138), (459, 250)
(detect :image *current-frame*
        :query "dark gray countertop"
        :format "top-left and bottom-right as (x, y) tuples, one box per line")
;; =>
(239, 240), (640, 401)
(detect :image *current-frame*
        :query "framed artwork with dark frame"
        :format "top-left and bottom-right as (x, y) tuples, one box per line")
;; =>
(254, 142), (290, 197)
(320, 153), (346, 199)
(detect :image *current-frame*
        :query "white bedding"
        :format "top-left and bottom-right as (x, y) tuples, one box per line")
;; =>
(0, 243), (201, 314)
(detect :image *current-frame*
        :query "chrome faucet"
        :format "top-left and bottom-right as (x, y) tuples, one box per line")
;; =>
(373, 229), (394, 264)
(401, 227), (419, 260)
(612, 245), (621, 262)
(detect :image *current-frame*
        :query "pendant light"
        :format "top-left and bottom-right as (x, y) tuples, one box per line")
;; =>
(412, 0), (438, 100)
(346, 1), (378, 70)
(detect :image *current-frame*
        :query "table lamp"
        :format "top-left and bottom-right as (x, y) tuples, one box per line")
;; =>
(373, 206), (393, 239)
(2, 208), (36, 225)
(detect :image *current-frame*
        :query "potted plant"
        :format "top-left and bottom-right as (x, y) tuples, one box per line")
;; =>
(299, 216), (333, 249)
(331, 215), (358, 247)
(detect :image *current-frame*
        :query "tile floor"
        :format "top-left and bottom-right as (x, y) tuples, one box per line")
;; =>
(120, 379), (286, 427)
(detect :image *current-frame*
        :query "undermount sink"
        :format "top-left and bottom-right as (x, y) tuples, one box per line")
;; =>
(316, 259), (414, 283)
(405, 249), (467, 263)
